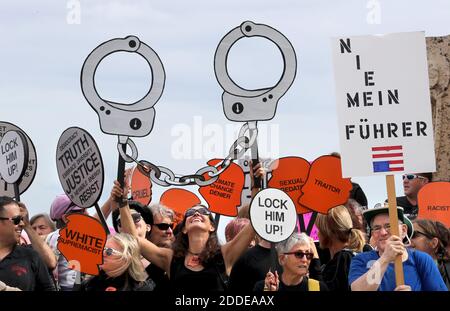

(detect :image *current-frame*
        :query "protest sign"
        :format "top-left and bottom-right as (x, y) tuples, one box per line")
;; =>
(0, 130), (28, 185)
(57, 214), (107, 275)
(131, 165), (152, 205)
(199, 159), (244, 217)
(56, 127), (104, 208)
(418, 182), (450, 227)
(268, 157), (311, 214)
(250, 188), (297, 243)
(160, 188), (201, 226)
(332, 32), (436, 177)
(0, 122), (36, 198)
(298, 155), (352, 214)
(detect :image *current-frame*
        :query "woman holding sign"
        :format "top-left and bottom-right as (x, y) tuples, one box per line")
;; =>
(117, 188), (256, 291)
(254, 232), (328, 291)
(115, 164), (263, 291)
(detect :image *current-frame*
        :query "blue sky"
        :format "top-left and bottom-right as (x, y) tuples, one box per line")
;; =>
(1, 0), (449, 238)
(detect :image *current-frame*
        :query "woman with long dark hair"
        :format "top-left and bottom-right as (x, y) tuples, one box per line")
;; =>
(411, 219), (450, 289)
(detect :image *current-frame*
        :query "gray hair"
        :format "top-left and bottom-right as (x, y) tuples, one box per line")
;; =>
(29, 213), (56, 231)
(275, 232), (310, 254)
(149, 203), (174, 221)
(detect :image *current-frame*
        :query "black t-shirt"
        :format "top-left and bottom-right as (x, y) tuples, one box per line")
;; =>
(396, 196), (418, 219)
(0, 245), (55, 291)
(229, 245), (281, 292)
(79, 270), (155, 291)
(146, 262), (170, 292)
(321, 249), (355, 291)
(253, 276), (328, 292)
(170, 252), (228, 292)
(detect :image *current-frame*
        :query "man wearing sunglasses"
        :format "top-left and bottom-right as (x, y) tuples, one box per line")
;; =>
(0, 196), (55, 291)
(149, 204), (175, 249)
(390, 173), (431, 220)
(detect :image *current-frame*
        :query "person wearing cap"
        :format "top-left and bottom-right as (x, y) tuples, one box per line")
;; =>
(349, 204), (447, 291)
(45, 194), (88, 291)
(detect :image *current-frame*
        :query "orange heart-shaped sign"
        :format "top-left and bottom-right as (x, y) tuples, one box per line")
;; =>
(298, 155), (352, 214)
(130, 166), (152, 205)
(268, 157), (312, 214)
(418, 182), (450, 227)
(57, 214), (107, 276)
(198, 159), (244, 217)
(160, 188), (201, 228)
(160, 188), (201, 215)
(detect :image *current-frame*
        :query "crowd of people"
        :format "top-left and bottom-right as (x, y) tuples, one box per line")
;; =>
(0, 162), (448, 292)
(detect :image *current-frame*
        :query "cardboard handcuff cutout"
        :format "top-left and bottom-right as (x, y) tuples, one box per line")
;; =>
(79, 22), (300, 242)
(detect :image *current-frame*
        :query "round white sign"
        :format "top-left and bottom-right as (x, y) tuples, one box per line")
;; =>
(0, 130), (28, 184)
(56, 127), (104, 208)
(0, 122), (37, 196)
(250, 188), (297, 243)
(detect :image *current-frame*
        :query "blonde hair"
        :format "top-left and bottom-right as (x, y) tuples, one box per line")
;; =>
(110, 233), (147, 282)
(315, 205), (365, 252)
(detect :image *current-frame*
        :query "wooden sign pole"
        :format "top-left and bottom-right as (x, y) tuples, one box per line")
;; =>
(385, 174), (405, 286)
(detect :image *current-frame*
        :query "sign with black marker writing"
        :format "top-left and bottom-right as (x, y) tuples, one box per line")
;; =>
(249, 188), (297, 243)
(56, 127), (104, 208)
(0, 122), (37, 196)
(332, 32), (436, 177)
(0, 130), (28, 184)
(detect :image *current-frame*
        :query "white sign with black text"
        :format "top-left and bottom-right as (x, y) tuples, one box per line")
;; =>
(0, 122), (37, 197)
(0, 130), (28, 184)
(250, 188), (297, 243)
(332, 32), (436, 177)
(56, 127), (104, 208)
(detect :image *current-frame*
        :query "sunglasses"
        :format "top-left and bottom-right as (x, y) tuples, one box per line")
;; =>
(153, 223), (174, 231)
(184, 207), (211, 218)
(103, 247), (123, 256)
(0, 215), (24, 225)
(412, 230), (433, 240)
(402, 174), (427, 181)
(117, 213), (142, 227)
(284, 251), (314, 260)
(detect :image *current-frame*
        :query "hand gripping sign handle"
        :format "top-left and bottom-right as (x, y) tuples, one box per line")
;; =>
(386, 175), (405, 286)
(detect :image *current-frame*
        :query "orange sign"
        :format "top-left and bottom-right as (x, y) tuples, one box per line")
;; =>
(160, 188), (201, 215)
(199, 159), (244, 217)
(57, 214), (107, 275)
(298, 155), (352, 214)
(418, 182), (450, 227)
(131, 166), (152, 205)
(268, 157), (312, 214)
(160, 188), (201, 228)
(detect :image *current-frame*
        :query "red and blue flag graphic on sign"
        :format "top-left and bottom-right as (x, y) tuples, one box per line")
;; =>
(372, 145), (404, 172)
